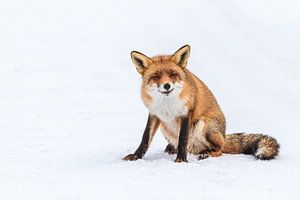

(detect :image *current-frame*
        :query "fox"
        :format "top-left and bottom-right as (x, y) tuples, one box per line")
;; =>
(123, 45), (280, 163)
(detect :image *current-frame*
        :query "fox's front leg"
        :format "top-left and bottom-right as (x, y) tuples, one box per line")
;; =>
(175, 116), (190, 163)
(123, 114), (160, 161)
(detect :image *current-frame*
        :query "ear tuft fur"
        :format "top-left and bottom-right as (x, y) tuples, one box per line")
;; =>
(172, 45), (191, 68)
(130, 51), (152, 74)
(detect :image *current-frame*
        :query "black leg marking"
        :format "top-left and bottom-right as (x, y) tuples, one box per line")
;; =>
(123, 115), (156, 161)
(165, 144), (177, 154)
(175, 116), (190, 162)
(198, 150), (209, 160)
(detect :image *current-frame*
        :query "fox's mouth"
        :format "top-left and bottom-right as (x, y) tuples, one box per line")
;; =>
(159, 89), (174, 95)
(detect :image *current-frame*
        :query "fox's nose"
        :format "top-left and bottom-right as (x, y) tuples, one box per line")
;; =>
(163, 83), (171, 90)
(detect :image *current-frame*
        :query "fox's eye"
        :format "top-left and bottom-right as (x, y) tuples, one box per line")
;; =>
(151, 75), (160, 81)
(170, 73), (178, 78)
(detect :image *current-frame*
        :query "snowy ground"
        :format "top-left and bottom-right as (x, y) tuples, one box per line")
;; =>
(1, 0), (300, 199)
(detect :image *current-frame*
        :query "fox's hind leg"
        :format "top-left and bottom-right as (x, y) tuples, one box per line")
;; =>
(164, 144), (177, 154)
(206, 131), (225, 157)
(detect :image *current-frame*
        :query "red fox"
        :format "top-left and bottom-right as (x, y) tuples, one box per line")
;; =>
(123, 45), (279, 162)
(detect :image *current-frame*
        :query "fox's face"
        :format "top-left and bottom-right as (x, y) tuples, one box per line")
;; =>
(130, 45), (190, 99)
(142, 64), (185, 98)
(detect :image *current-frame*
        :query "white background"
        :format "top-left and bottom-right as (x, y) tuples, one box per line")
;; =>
(0, 0), (299, 199)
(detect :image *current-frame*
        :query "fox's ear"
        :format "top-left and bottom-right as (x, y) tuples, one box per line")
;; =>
(172, 45), (190, 68)
(131, 51), (152, 74)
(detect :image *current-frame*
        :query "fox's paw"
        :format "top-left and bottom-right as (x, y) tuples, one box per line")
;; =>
(198, 153), (209, 160)
(175, 157), (188, 163)
(165, 144), (177, 154)
(123, 154), (141, 161)
(198, 150), (209, 160)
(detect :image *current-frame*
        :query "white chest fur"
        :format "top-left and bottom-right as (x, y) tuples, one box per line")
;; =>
(147, 95), (188, 123)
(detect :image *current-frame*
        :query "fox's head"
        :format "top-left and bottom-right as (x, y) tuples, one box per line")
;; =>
(130, 45), (190, 100)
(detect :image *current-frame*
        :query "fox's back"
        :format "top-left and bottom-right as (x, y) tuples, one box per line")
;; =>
(177, 69), (225, 130)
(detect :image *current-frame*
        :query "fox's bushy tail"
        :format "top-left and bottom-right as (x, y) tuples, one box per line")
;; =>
(222, 133), (280, 160)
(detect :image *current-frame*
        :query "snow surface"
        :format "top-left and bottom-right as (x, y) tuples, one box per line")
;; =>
(1, 0), (300, 199)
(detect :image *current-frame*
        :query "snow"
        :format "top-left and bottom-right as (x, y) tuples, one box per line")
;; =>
(1, 0), (300, 199)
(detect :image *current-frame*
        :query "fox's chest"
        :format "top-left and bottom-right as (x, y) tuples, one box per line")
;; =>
(147, 96), (188, 122)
